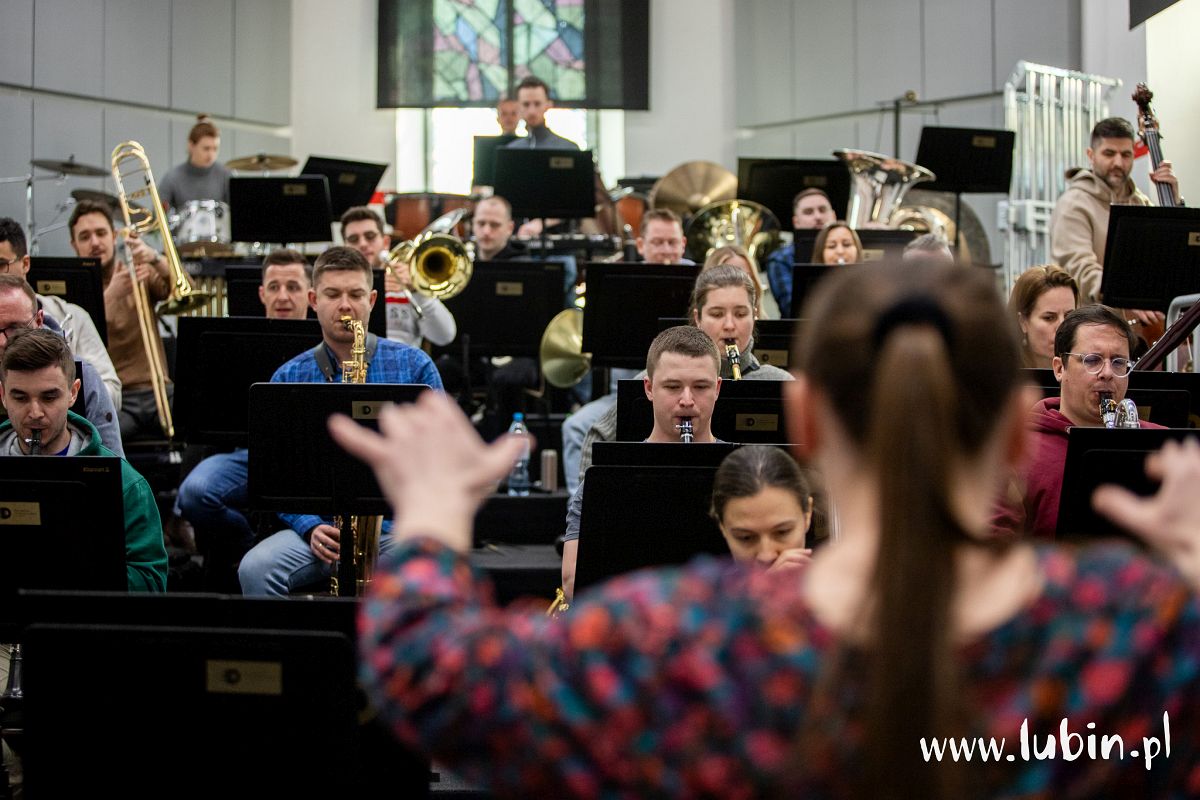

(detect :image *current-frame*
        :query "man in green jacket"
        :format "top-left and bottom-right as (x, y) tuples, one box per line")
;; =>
(0, 328), (167, 591)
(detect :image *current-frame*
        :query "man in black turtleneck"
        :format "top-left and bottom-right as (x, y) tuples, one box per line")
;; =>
(505, 75), (578, 151)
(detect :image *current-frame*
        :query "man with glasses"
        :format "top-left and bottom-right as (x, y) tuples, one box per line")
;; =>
(0, 274), (123, 454)
(338, 206), (457, 349)
(0, 217), (120, 409)
(1007, 304), (1163, 537)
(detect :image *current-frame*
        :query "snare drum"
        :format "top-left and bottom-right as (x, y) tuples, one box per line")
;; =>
(173, 200), (233, 258)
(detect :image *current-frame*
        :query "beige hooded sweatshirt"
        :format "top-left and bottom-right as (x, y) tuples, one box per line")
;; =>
(1049, 167), (1149, 305)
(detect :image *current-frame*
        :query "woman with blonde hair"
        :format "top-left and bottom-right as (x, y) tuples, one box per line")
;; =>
(703, 244), (770, 317)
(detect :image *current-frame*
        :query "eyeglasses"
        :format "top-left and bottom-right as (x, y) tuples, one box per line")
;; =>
(0, 318), (34, 339)
(1062, 352), (1135, 377)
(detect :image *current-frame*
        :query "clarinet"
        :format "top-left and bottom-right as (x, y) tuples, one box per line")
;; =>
(24, 428), (42, 455)
(676, 419), (694, 443)
(725, 339), (742, 381)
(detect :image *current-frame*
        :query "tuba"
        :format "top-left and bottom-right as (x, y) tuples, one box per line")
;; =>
(683, 200), (780, 267)
(834, 149), (936, 232)
(330, 315), (383, 597)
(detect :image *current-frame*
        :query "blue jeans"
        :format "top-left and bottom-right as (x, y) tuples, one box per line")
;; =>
(238, 525), (396, 596)
(178, 448), (256, 590)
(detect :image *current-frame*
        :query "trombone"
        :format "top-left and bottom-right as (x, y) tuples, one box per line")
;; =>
(110, 141), (212, 438)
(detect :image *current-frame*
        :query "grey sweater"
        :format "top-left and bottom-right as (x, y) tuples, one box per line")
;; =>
(158, 160), (231, 208)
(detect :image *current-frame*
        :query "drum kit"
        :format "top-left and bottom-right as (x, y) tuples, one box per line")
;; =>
(0, 150), (298, 258)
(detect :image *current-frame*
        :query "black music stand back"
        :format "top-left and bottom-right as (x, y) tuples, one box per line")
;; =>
(0, 456), (125, 640)
(582, 262), (701, 369)
(736, 158), (852, 231)
(27, 256), (108, 346)
(789, 263), (836, 318)
(1100, 205), (1200, 311)
(16, 591), (429, 796)
(229, 176), (334, 244)
(173, 317), (323, 446)
(1057, 427), (1193, 541)
(614, 379), (787, 443)
(494, 149), (595, 219)
(472, 134), (519, 187)
(790, 229), (916, 267)
(300, 156), (388, 220)
(436, 260), (565, 358)
(247, 382), (429, 516)
(574, 465), (729, 591)
(915, 127), (1014, 194)
(657, 316), (797, 370)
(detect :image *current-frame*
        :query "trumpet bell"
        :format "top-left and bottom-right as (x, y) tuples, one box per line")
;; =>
(409, 231), (473, 300)
(540, 308), (591, 388)
(684, 199), (780, 265)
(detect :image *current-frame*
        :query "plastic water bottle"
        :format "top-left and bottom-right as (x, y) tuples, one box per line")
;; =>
(506, 412), (531, 496)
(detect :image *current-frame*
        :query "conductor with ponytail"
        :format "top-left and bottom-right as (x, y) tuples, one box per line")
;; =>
(157, 114), (230, 209)
(333, 259), (1200, 797)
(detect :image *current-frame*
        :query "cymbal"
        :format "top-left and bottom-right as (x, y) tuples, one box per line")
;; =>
(540, 308), (591, 388)
(31, 156), (108, 177)
(70, 188), (142, 214)
(648, 161), (737, 218)
(226, 153), (298, 171)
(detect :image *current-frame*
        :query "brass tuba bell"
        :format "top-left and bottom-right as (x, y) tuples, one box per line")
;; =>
(683, 199), (780, 266)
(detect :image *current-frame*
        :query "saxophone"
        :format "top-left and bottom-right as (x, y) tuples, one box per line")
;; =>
(1099, 393), (1142, 429)
(724, 339), (742, 381)
(331, 315), (382, 597)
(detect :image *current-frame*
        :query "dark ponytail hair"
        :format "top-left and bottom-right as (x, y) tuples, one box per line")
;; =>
(794, 260), (1019, 798)
(710, 445), (811, 523)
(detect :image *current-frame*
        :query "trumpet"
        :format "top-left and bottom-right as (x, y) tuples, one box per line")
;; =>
(725, 339), (742, 380)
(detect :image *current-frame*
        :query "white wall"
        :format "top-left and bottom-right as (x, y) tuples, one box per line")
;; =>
(1146, 0), (1200, 199)
(291, 0), (400, 189)
(1081, 0), (1151, 188)
(622, 0), (738, 178)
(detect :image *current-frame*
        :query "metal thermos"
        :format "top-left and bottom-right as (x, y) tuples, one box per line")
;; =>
(540, 449), (559, 492)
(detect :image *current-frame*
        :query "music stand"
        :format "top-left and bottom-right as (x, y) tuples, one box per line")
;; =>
(15, 590), (429, 795)
(788, 263), (836, 318)
(573, 465), (730, 592)
(494, 149), (595, 220)
(914, 126), (1015, 257)
(435, 259), (565, 358)
(614, 379), (787, 444)
(247, 382), (429, 516)
(736, 158), (852, 231)
(229, 176), (334, 245)
(581, 262), (701, 369)
(26, 257), (108, 346)
(471, 134), (519, 187)
(300, 156), (388, 220)
(658, 316), (797, 370)
(0, 456), (125, 641)
(173, 317), (323, 446)
(1057, 427), (1193, 541)
(1100, 205), (1200, 311)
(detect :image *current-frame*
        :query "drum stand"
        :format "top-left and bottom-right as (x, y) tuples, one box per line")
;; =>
(0, 643), (22, 799)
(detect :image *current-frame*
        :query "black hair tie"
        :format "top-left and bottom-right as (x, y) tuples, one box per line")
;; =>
(871, 296), (955, 350)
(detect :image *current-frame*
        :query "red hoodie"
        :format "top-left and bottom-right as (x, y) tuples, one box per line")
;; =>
(996, 396), (1164, 538)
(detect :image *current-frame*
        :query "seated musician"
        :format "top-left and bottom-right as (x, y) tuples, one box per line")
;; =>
(995, 304), (1163, 538)
(68, 199), (174, 441)
(237, 246), (444, 596)
(176, 249), (312, 591)
(560, 325), (723, 599)
(339, 206), (457, 349)
(156, 114), (231, 208)
(703, 244), (768, 318)
(575, 264), (793, 499)
(711, 445), (815, 572)
(0, 217), (120, 408)
(1009, 265), (1079, 370)
(496, 96), (520, 136)
(765, 188), (836, 314)
(472, 195), (528, 262)
(561, 208), (693, 494)
(0, 328), (166, 590)
(812, 221), (862, 265)
(901, 233), (954, 264)
(0, 275), (122, 455)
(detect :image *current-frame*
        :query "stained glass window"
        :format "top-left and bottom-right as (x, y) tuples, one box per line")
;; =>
(378, 0), (648, 110)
